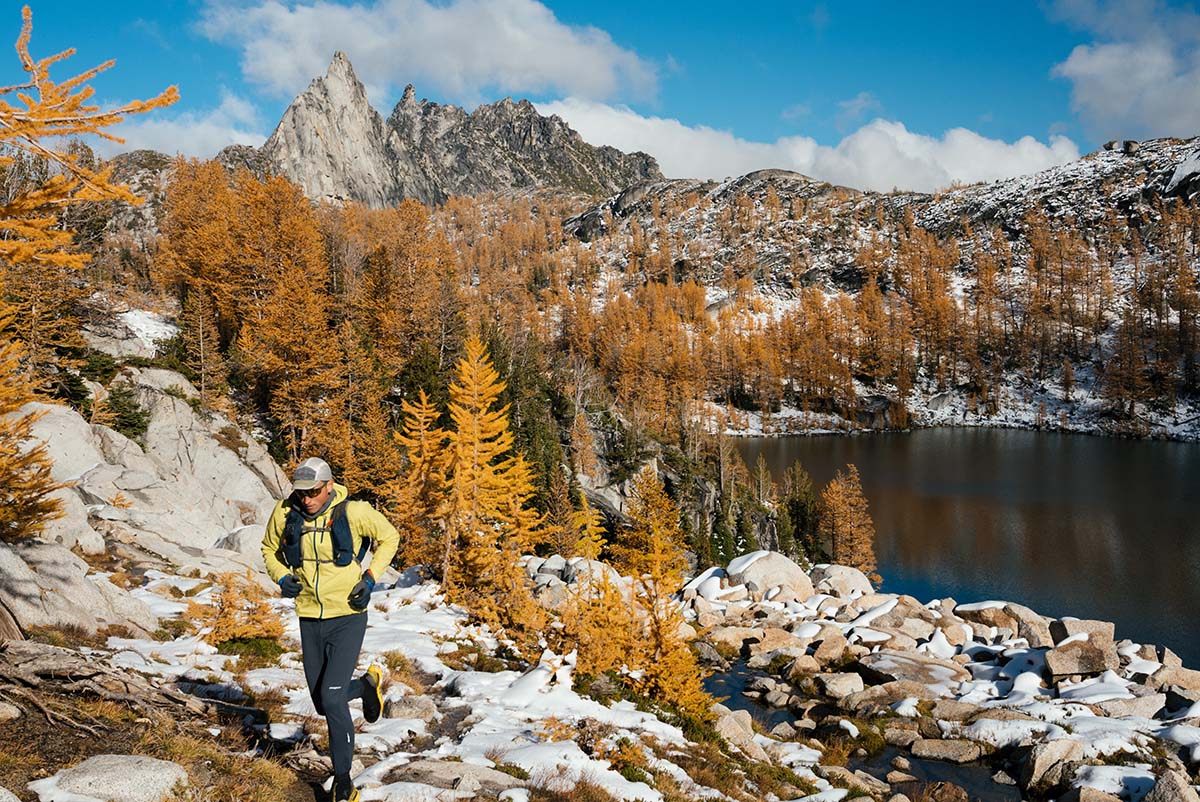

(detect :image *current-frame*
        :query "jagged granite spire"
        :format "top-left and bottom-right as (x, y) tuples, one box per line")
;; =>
(259, 52), (662, 207)
(261, 52), (398, 207)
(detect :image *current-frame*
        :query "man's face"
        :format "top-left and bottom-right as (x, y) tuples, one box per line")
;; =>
(298, 480), (333, 515)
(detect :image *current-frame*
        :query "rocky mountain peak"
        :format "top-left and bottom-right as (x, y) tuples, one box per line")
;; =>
(261, 51), (393, 207)
(399, 83), (418, 108)
(326, 50), (357, 84)
(257, 52), (661, 206)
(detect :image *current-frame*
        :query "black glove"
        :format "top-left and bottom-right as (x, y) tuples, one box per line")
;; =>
(348, 571), (375, 611)
(278, 574), (302, 598)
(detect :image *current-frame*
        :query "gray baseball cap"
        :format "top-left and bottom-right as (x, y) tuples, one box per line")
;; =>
(291, 457), (333, 491)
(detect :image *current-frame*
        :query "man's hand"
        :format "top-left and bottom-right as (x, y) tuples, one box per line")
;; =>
(279, 574), (302, 598)
(348, 571), (375, 611)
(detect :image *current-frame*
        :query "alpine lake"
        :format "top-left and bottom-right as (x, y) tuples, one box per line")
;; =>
(734, 427), (1200, 666)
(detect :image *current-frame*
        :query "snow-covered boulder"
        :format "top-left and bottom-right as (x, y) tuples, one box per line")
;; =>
(28, 754), (188, 802)
(561, 558), (621, 586)
(1045, 638), (1119, 677)
(810, 564), (873, 598)
(537, 554), (567, 578)
(853, 649), (971, 696)
(1050, 617), (1115, 645)
(727, 551), (813, 598)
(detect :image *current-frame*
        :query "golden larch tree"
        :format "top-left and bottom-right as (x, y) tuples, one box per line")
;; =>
(390, 389), (450, 569)
(232, 175), (339, 464)
(0, 6), (174, 539)
(819, 464), (878, 580)
(616, 466), (712, 720)
(442, 337), (546, 654)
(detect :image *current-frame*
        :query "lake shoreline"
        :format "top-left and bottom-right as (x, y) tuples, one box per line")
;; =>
(735, 428), (1200, 668)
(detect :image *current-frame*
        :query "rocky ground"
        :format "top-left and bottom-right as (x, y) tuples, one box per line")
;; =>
(2, 360), (1200, 801)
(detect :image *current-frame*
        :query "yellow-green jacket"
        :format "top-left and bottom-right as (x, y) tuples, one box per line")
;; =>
(261, 483), (400, 619)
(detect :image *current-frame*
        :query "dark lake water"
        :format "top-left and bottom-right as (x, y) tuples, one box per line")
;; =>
(736, 428), (1200, 666)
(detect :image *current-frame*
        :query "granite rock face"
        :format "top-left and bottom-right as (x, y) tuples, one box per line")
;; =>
(259, 52), (662, 207)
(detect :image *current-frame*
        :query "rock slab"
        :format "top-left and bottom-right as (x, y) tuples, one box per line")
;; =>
(28, 754), (188, 802)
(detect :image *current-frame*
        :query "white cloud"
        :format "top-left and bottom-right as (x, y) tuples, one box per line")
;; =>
(1050, 0), (1200, 139)
(537, 98), (1080, 194)
(95, 90), (266, 159)
(199, 0), (656, 106)
(835, 91), (881, 132)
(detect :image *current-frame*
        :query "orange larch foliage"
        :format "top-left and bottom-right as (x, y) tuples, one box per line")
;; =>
(615, 466), (713, 720)
(441, 336), (546, 654)
(187, 571), (284, 646)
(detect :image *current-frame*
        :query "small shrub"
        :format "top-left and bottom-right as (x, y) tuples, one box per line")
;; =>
(819, 738), (852, 766)
(438, 639), (510, 673)
(213, 424), (247, 453)
(187, 571), (283, 647)
(595, 737), (652, 786)
(495, 763), (530, 780)
(765, 652), (794, 675)
(81, 349), (119, 384)
(537, 716), (578, 742)
(153, 618), (194, 641)
(217, 636), (285, 670)
(105, 383), (150, 442)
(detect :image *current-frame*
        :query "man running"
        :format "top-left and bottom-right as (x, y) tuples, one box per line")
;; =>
(262, 457), (401, 802)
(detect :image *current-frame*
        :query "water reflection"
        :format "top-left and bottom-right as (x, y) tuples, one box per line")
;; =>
(737, 429), (1200, 665)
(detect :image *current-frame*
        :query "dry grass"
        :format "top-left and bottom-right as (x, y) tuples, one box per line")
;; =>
(380, 649), (425, 692)
(137, 718), (308, 802)
(0, 734), (45, 773)
(25, 624), (112, 650)
(242, 684), (290, 724)
(106, 568), (138, 589)
(654, 737), (817, 802)
(818, 737), (853, 766)
(527, 769), (622, 802)
(76, 698), (138, 725)
(668, 741), (750, 801)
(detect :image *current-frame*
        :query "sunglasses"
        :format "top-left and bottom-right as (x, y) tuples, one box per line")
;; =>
(296, 482), (327, 499)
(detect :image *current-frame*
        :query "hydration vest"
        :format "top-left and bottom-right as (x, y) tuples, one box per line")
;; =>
(278, 497), (369, 569)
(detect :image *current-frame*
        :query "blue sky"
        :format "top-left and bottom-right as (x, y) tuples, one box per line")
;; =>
(16, 1), (1200, 192)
